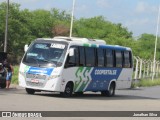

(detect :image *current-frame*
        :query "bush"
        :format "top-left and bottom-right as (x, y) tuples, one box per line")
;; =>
(11, 66), (19, 84)
(132, 79), (160, 88)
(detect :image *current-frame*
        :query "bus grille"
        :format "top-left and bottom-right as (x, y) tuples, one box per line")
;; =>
(26, 73), (46, 80)
(26, 81), (45, 88)
(25, 73), (47, 87)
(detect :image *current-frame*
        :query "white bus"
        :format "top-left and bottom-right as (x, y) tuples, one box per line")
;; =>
(19, 36), (133, 97)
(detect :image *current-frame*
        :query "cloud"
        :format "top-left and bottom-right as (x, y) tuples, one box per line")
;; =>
(8, 0), (57, 11)
(0, 0), (5, 2)
(125, 18), (150, 27)
(10, 0), (40, 4)
(97, 0), (110, 9)
(75, 4), (90, 18)
(76, 4), (88, 12)
(125, 18), (156, 36)
(135, 1), (157, 14)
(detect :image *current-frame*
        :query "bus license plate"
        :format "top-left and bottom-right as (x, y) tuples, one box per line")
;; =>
(31, 79), (39, 83)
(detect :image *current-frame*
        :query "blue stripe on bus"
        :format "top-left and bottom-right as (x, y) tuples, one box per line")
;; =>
(27, 67), (54, 75)
(85, 68), (122, 91)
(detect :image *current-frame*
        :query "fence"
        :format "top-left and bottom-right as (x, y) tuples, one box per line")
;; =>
(133, 56), (160, 80)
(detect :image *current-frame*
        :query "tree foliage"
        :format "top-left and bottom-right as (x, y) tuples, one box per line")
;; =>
(137, 34), (160, 59)
(0, 2), (159, 64)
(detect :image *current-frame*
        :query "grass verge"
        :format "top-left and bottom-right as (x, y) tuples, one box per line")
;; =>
(11, 65), (19, 84)
(132, 79), (160, 88)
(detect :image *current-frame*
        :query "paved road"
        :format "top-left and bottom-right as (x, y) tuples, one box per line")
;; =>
(0, 85), (160, 120)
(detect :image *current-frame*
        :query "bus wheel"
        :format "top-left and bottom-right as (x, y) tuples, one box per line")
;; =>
(26, 88), (35, 95)
(0, 83), (6, 89)
(60, 82), (73, 97)
(101, 82), (115, 97)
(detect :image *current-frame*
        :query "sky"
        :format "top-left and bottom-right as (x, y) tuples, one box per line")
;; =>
(0, 0), (160, 37)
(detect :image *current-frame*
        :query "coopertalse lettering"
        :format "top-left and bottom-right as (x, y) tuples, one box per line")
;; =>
(95, 70), (117, 75)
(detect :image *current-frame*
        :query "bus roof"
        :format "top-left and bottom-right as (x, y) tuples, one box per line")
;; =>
(53, 36), (106, 45)
(35, 36), (131, 51)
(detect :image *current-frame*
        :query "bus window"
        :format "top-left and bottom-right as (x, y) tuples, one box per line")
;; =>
(123, 51), (131, 68)
(97, 48), (104, 67)
(129, 52), (133, 67)
(68, 46), (79, 67)
(85, 47), (95, 67)
(79, 47), (85, 66)
(106, 50), (114, 67)
(115, 51), (122, 68)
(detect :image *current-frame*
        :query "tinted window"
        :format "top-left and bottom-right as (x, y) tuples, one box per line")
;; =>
(97, 48), (104, 67)
(106, 50), (114, 67)
(123, 51), (131, 68)
(129, 52), (133, 67)
(68, 46), (79, 66)
(115, 51), (122, 68)
(85, 47), (95, 67)
(79, 47), (85, 66)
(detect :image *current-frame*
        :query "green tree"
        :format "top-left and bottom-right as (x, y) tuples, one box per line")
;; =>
(1, 2), (159, 64)
(137, 34), (160, 60)
(73, 16), (134, 48)
(0, 2), (71, 63)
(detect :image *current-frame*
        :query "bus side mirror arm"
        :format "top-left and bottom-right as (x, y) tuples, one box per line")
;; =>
(69, 48), (74, 56)
(24, 44), (29, 52)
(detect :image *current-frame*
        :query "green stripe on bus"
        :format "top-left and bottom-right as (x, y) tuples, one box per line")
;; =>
(83, 44), (90, 47)
(91, 44), (97, 48)
(77, 80), (90, 92)
(74, 67), (84, 91)
(24, 66), (30, 73)
(83, 67), (92, 78)
(77, 67), (92, 92)
(83, 43), (97, 48)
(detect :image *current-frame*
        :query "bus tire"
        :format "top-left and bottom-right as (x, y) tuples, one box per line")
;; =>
(0, 83), (6, 89)
(60, 82), (73, 97)
(101, 82), (115, 97)
(26, 88), (35, 95)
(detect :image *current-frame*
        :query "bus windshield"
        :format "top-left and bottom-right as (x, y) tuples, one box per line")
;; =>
(22, 41), (68, 67)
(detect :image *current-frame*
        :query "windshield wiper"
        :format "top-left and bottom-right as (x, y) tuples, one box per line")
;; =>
(39, 59), (57, 67)
(28, 57), (40, 67)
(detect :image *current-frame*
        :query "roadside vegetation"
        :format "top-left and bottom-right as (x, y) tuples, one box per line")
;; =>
(0, 2), (160, 64)
(132, 79), (160, 88)
(12, 66), (19, 84)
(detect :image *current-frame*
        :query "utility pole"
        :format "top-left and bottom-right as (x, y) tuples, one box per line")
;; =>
(152, 4), (160, 81)
(69, 0), (76, 38)
(4, 0), (9, 53)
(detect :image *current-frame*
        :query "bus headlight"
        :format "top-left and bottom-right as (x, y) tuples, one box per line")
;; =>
(48, 75), (60, 80)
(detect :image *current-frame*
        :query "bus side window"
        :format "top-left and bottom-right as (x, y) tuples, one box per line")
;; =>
(129, 51), (133, 68)
(106, 49), (114, 67)
(79, 47), (85, 66)
(123, 51), (130, 68)
(97, 48), (104, 67)
(85, 47), (95, 67)
(115, 51), (122, 68)
(67, 46), (79, 67)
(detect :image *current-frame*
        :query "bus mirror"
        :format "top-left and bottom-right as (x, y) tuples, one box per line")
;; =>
(24, 44), (29, 52)
(69, 48), (74, 56)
